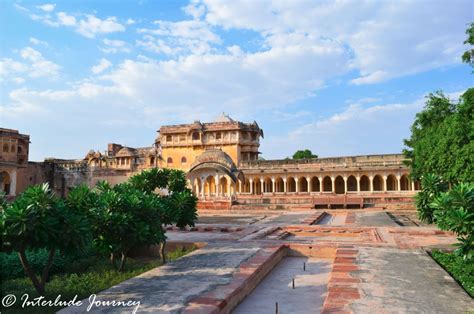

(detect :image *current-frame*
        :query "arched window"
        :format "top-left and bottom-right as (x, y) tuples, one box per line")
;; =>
(181, 156), (187, 164)
(2, 144), (8, 153)
(17, 146), (23, 154)
(150, 156), (155, 165)
(192, 132), (200, 140)
(167, 157), (173, 164)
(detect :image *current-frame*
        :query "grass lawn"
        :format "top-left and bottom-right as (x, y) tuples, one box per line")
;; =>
(431, 250), (474, 297)
(0, 247), (195, 313)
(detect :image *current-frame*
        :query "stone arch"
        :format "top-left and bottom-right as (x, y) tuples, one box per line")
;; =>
(373, 175), (383, 191)
(275, 177), (284, 192)
(347, 175), (357, 192)
(287, 177), (296, 193)
(360, 175), (370, 191)
(205, 176), (216, 196)
(219, 176), (228, 195)
(386, 174), (397, 191)
(243, 178), (251, 193)
(322, 176), (332, 192)
(253, 177), (262, 195)
(400, 174), (410, 191)
(1, 171), (12, 195)
(335, 176), (345, 194)
(299, 176), (308, 192)
(264, 177), (273, 193)
(310, 176), (320, 192)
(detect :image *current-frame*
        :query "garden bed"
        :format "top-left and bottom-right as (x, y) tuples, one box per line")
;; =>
(0, 246), (195, 314)
(429, 250), (474, 298)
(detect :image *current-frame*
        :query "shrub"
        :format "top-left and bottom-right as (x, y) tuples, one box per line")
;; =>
(431, 250), (474, 296)
(415, 173), (448, 223)
(0, 183), (90, 294)
(432, 183), (474, 260)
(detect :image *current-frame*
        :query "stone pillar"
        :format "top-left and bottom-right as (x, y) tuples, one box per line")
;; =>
(283, 178), (287, 193)
(369, 175), (374, 192)
(318, 177), (323, 193)
(411, 181), (415, 191)
(227, 181), (232, 197)
(306, 177), (310, 193)
(201, 179), (205, 199)
(295, 178), (299, 193)
(331, 176), (335, 193)
(383, 175), (387, 192)
(397, 175), (401, 191)
(215, 175), (220, 197)
(356, 176), (361, 193)
(249, 178), (254, 194)
(10, 169), (17, 196)
(260, 178), (264, 194)
(343, 176), (348, 194)
(239, 180), (242, 194)
(272, 178), (275, 193)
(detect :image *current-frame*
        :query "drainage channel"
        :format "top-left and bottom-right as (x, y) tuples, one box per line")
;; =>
(232, 257), (332, 314)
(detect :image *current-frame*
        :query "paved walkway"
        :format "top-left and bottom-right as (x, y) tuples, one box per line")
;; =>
(59, 209), (473, 313)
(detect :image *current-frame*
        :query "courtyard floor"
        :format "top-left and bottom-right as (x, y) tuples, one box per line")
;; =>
(60, 208), (473, 314)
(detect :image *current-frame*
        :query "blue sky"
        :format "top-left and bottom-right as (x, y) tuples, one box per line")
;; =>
(0, 0), (472, 161)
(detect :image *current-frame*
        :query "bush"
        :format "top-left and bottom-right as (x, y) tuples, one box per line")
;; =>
(415, 173), (448, 223)
(432, 183), (474, 260)
(431, 250), (474, 297)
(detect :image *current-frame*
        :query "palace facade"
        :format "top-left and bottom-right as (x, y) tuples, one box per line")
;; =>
(1, 114), (418, 207)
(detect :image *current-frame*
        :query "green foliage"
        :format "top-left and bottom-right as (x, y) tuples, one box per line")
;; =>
(0, 183), (90, 294)
(128, 168), (169, 193)
(165, 190), (198, 229)
(292, 149), (318, 160)
(0, 247), (194, 314)
(462, 22), (474, 68)
(404, 89), (474, 184)
(432, 183), (474, 260)
(431, 250), (474, 297)
(415, 174), (448, 224)
(89, 183), (165, 271)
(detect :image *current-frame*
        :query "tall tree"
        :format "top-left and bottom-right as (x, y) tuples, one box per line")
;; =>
(292, 149), (318, 160)
(462, 22), (474, 69)
(403, 89), (474, 184)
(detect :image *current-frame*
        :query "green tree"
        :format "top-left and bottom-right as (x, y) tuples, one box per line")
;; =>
(0, 183), (90, 294)
(292, 149), (318, 159)
(90, 182), (165, 272)
(432, 183), (474, 260)
(403, 89), (474, 184)
(415, 174), (448, 223)
(462, 22), (474, 68)
(128, 168), (197, 263)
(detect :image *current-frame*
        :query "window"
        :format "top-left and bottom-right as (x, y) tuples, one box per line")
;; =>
(242, 132), (249, 140)
(11, 145), (15, 153)
(166, 135), (172, 142)
(18, 146), (22, 154)
(192, 132), (199, 140)
(181, 156), (187, 164)
(150, 156), (155, 165)
(167, 157), (173, 164)
(2, 144), (8, 153)
(216, 132), (222, 140)
(251, 133), (257, 141)
(179, 134), (186, 142)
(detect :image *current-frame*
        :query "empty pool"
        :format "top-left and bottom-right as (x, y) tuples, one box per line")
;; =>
(232, 257), (332, 314)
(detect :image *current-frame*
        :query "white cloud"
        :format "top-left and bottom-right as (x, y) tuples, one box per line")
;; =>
(0, 47), (60, 82)
(77, 15), (125, 38)
(91, 58), (112, 74)
(57, 11), (77, 26)
(100, 38), (131, 53)
(29, 37), (48, 46)
(201, 0), (471, 84)
(126, 18), (135, 25)
(36, 3), (55, 12)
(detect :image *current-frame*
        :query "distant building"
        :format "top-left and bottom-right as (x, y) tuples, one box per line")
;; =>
(2, 114), (418, 207)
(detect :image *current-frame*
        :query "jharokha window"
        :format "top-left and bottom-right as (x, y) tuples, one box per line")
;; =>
(167, 157), (173, 164)
(192, 132), (199, 140)
(181, 157), (187, 164)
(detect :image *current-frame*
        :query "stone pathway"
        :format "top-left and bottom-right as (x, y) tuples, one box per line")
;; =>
(59, 210), (474, 313)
